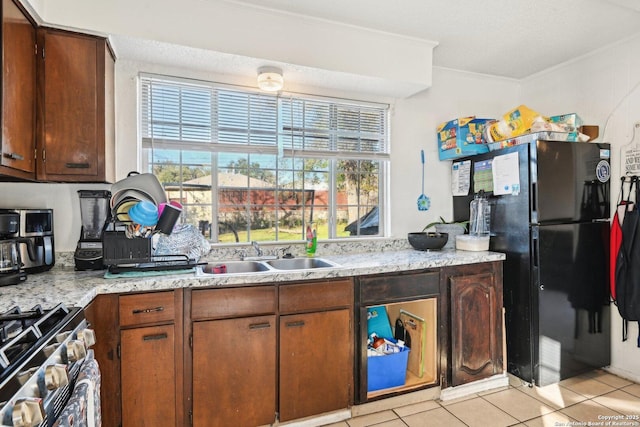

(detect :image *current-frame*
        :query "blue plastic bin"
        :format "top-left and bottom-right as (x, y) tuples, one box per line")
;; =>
(367, 346), (410, 392)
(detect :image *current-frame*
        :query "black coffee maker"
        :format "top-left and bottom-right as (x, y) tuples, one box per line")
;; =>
(74, 190), (112, 270)
(16, 209), (55, 273)
(0, 210), (28, 286)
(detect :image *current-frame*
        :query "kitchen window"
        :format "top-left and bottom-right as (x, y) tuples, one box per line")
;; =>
(140, 74), (389, 243)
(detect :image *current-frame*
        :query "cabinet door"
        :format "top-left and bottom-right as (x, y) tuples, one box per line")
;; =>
(120, 324), (177, 427)
(450, 272), (502, 386)
(279, 309), (352, 422)
(37, 28), (114, 182)
(85, 294), (121, 427)
(1, 0), (35, 178)
(192, 315), (276, 427)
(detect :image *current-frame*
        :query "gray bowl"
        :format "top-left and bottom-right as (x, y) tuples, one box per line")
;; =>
(111, 173), (167, 208)
(408, 232), (448, 251)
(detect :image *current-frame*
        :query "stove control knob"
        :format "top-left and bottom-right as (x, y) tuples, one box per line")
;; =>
(12, 397), (44, 427)
(55, 331), (71, 343)
(79, 328), (96, 348)
(66, 340), (87, 362)
(16, 367), (39, 386)
(44, 364), (69, 390)
(43, 342), (60, 358)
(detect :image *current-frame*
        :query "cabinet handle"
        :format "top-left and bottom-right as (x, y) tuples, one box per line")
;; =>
(143, 333), (168, 341)
(132, 306), (164, 314)
(3, 152), (24, 161)
(249, 322), (271, 330)
(65, 162), (90, 169)
(285, 320), (305, 328)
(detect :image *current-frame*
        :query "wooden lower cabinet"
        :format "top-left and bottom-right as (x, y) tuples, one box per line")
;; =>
(188, 279), (353, 426)
(86, 267), (505, 424)
(356, 270), (440, 402)
(120, 324), (177, 427)
(86, 291), (183, 427)
(188, 286), (278, 427)
(84, 294), (120, 427)
(442, 262), (504, 387)
(192, 315), (277, 427)
(279, 309), (352, 421)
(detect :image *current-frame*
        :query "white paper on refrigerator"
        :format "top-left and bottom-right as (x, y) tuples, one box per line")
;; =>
(492, 152), (520, 195)
(451, 160), (471, 196)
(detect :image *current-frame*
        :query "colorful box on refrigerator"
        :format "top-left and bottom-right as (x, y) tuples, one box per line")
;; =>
(437, 116), (494, 161)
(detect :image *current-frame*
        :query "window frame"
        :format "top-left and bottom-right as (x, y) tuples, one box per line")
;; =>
(139, 73), (390, 243)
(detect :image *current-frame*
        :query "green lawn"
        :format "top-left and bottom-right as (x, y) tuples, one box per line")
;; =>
(218, 222), (351, 243)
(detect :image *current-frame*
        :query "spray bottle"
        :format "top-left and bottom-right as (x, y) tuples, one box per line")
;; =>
(306, 223), (317, 257)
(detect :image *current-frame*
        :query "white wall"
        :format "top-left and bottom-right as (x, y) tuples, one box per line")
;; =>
(521, 33), (640, 382)
(0, 61), (519, 251)
(391, 68), (519, 235)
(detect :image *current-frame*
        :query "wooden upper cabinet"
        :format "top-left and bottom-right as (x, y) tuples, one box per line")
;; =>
(1, 0), (36, 179)
(36, 28), (115, 182)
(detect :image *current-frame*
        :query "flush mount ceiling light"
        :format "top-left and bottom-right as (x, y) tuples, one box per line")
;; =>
(257, 66), (284, 92)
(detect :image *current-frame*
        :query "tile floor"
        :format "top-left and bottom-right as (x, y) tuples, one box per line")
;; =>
(325, 370), (640, 427)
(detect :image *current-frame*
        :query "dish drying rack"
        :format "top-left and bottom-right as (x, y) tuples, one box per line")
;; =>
(102, 221), (204, 274)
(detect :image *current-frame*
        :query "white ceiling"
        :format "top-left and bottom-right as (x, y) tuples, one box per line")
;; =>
(27, 0), (640, 97)
(217, 0), (640, 79)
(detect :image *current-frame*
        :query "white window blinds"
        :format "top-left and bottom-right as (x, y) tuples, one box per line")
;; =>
(280, 97), (389, 159)
(140, 74), (389, 158)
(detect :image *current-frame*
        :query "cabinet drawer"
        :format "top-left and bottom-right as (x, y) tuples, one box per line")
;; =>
(359, 271), (439, 304)
(191, 286), (277, 320)
(119, 291), (176, 327)
(279, 279), (353, 314)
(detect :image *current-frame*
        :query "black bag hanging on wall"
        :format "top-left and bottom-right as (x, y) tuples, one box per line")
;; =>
(615, 177), (640, 330)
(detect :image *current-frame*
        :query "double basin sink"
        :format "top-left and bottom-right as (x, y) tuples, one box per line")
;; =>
(198, 257), (340, 275)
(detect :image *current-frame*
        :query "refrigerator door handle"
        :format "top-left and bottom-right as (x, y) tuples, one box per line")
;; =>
(532, 228), (542, 290)
(531, 182), (538, 223)
(532, 228), (539, 268)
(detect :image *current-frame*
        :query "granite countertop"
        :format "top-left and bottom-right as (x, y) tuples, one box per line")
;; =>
(1, 249), (505, 311)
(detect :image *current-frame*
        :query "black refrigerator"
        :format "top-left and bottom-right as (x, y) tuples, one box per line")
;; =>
(453, 138), (612, 386)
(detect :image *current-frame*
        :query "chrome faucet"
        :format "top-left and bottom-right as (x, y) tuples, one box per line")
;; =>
(251, 241), (263, 257)
(234, 248), (248, 260)
(241, 241), (278, 261)
(278, 245), (293, 258)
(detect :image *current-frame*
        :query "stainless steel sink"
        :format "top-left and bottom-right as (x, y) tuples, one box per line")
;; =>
(265, 257), (338, 270)
(201, 260), (272, 274)
(197, 257), (340, 276)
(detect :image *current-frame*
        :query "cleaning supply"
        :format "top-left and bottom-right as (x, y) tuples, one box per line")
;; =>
(484, 105), (542, 142)
(417, 149), (430, 211)
(306, 224), (317, 257)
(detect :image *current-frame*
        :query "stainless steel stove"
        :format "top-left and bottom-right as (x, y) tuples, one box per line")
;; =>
(0, 304), (97, 427)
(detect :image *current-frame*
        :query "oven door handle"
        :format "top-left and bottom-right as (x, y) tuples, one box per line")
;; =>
(54, 352), (100, 427)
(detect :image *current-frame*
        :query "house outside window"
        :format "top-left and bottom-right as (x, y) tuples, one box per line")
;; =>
(140, 74), (389, 243)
